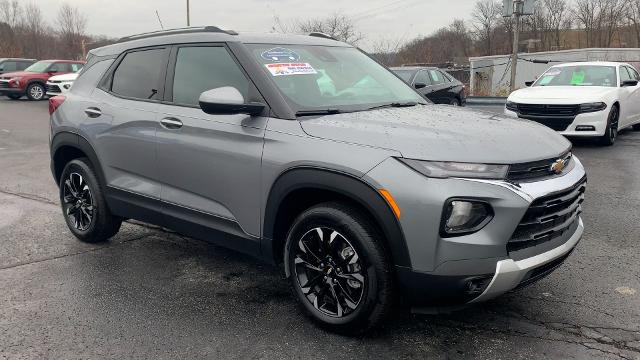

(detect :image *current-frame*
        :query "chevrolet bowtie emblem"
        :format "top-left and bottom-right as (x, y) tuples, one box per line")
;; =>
(550, 158), (567, 174)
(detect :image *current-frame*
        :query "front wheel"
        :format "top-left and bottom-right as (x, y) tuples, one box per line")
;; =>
(26, 83), (45, 101)
(59, 158), (122, 243)
(449, 98), (461, 106)
(599, 105), (618, 146)
(285, 202), (394, 334)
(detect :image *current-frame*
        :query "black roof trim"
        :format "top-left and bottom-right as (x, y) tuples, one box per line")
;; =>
(308, 32), (337, 41)
(117, 26), (238, 43)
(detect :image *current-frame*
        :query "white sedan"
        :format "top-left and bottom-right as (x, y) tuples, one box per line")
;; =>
(505, 62), (640, 145)
(45, 72), (79, 97)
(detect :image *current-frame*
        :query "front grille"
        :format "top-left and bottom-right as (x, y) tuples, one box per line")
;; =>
(0, 81), (9, 89)
(508, 152), (572, 181)
(512, 103), (579, 131)
(46, 84), (61, 94)
(508, 177), (586, 257)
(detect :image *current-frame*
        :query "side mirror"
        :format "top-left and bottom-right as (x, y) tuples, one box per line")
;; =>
(621, 80), (638, 87)
(525, 81), (534, 87)
(414, 82), (427, 89)
(199, 86), (265, 116)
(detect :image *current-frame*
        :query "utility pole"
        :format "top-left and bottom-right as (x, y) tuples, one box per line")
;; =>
(509, 0), (523, 92)
(186, 0), (190, 26)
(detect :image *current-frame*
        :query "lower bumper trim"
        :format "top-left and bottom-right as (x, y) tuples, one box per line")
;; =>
(469, 217), (583, 303)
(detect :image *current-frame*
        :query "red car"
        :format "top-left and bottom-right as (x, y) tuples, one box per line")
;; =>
(0, 60), (84, 101)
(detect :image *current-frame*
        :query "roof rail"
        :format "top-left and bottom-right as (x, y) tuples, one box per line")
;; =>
(308, 32), (338, 41)
(117, 26), (237, 43)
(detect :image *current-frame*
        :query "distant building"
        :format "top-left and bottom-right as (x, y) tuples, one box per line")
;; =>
(469, 48), (640, 96)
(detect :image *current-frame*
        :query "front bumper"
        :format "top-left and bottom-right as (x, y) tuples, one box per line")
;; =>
(46, 82), (72, 96)
(504, 108), (608, 137)
(365, 154), (586, 307)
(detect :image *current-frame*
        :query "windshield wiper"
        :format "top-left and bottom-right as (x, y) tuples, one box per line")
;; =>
(295, 108), (342, 117)
(366, 101), (419, 111)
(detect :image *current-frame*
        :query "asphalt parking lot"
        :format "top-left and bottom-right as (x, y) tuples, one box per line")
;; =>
(1, 98), (639, 359)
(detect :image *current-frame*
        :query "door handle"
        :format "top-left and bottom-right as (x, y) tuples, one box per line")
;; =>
(160, 117), (183, 129)
(84, 107), (102, 118)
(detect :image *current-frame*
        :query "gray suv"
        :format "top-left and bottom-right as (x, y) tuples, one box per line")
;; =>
(49, 27), (586, 333)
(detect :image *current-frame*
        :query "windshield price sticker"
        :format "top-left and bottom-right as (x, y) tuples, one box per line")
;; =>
(265, 63), (317, 76)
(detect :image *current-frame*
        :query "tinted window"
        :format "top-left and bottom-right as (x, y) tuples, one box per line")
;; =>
(0, 61), (17, 72)
(71, 63), (82, 72)
(393, 69), (415, 83)
(48, 63), (63, 72)
(112, 48), (165, 100)
(626, 66), (640, 81)
(18, 61), (32, 70)
(414, 70), (432, 86)
(429, 69), (446, 85)
(620, 66), (632, 83)
(172, 46), (249, 106)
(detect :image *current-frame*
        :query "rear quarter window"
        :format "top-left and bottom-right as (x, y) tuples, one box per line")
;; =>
(110, 48), (166, 100)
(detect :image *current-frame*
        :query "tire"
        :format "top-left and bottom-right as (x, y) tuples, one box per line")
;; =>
(25, 82), (45, 101)
(449, 98), (461, 106)
(6, 93), (21, 100)
(59, 158), (122, 243)
(599, 105), (619, 146)
(284, 202), (394, 334)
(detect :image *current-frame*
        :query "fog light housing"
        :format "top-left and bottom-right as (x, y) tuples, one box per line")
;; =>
(441, 199), (493, 237)
(575, 125), (595, 131)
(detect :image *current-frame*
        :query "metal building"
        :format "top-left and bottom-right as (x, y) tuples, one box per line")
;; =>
(469, 48), (640, 96)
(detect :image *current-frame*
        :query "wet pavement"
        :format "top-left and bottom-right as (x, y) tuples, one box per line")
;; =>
(1, 98), (639, 359)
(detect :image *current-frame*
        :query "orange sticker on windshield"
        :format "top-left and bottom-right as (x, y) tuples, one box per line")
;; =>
(265, 63), (317, 76)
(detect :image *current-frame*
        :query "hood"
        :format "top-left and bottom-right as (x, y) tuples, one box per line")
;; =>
(509, 86), (614, 103)
(299, 105), (571, 164)
(0, 71), (34, 79)
(47, 73), (78, 82)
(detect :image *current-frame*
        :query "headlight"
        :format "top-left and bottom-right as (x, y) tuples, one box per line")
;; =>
(399, 158), (509, 179)
(441, 199), (493, 236)
(505, 100), (518, 112)
(578, 102), (607, 113)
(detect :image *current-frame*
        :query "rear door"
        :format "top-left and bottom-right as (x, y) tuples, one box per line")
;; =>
(623, 66), (640, 126)
(413, 70), (436, 101)
(427, 69), (456, 104)
(90, 46), (169, 201)
(155, 44), (267, 248)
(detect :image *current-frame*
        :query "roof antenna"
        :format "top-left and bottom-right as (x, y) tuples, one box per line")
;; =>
(155, 10), (165, 30)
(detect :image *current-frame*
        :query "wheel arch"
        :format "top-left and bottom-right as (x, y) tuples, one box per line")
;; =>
(262, 167), (411, 269)
(51, 132), (106, 188)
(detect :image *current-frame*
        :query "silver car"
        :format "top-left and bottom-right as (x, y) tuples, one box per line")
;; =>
(49, 27), (586, 333)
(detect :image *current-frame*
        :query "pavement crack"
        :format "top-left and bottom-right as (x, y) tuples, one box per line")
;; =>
(517, 294), (616, 318)
(0, 188), (56, 205)
(0, 233), (152, 271)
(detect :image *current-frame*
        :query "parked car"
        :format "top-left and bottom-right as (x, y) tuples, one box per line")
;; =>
(0, 60), (84, 100)
(46, 72), (80, 97)
(505, 62), (640, 146)
(49, 27), (586, 333)
(391, 66), (466, 106)
(0, 58), (36, 75)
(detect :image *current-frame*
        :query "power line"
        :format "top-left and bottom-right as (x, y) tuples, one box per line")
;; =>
(351, 0), (422, 22)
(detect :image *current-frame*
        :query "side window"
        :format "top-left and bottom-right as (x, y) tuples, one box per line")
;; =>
(172, 46), (249, 106)
(111, 48), (166, 100)
(440, 71), (453, 83)
(429, 69), (445, 85)
(620, 66), (632, 84)
(1, 61), (17, 71)
(414, 71), (432, 86)
(71, 63), (82, 72)
(48, 63), (61, 72)
(18, 61), (31, 70)
(626, 66), (640, 81)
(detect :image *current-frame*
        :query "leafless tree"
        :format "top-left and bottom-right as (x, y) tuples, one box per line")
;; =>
(56, 3), (87, 59)
(22, 3), (47, 58)
(575, 0), (628, 47)
(273, 13), (363, 45)
(471, 0), (501, 55)
(0, 0), (22, 28)
(629, 0), (640, 47)
(544, 0), (571, 50)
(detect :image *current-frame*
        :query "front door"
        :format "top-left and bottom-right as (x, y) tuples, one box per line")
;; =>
(156, 44), (267, 251)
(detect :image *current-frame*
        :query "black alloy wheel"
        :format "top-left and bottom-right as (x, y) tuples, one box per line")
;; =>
(62, 172), (95, 231)
(600, 105), (618, 146)
(293, 227), (366, 318)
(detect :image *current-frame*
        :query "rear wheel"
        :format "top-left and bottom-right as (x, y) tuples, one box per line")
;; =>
(285, 202), (394, 334)
(59, 158), (122, 243)
(26, 83), (45, 101)
(6, 93), (21, 100)
(449, 98), (461, 106)
(599, 105), (618, 146)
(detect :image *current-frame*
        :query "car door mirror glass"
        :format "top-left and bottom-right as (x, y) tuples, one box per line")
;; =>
(622, 80), (638, 87)
(525, 81), (534, 87)
(199, 86), (265, 116)
(414, 82), (427, 89)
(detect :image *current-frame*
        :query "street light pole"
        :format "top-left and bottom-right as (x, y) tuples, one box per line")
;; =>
(187, 0), (190, 26)
(509, 0), (522, 93)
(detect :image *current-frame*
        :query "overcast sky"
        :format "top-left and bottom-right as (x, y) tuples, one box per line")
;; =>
(35, 0), (479, 51)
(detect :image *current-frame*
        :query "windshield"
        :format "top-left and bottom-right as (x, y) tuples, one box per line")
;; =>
(248, 44), (425, 112)
(393, 69), (414, 83)
(534, 65), (617, 87)
(24, 61), (52, 73)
